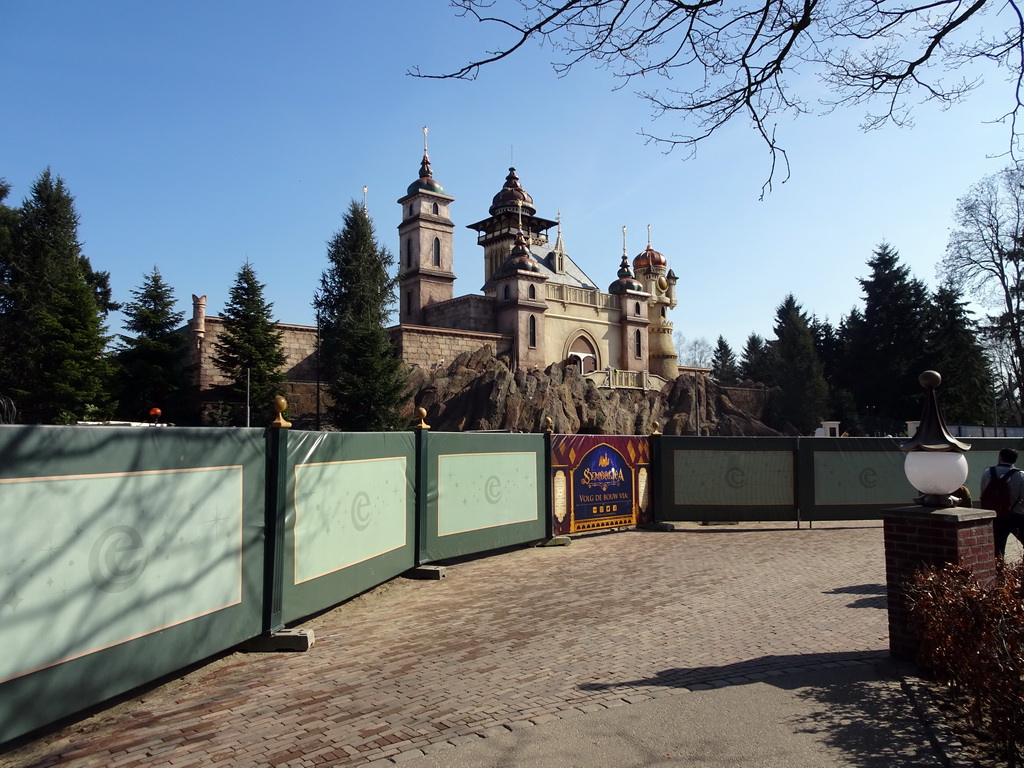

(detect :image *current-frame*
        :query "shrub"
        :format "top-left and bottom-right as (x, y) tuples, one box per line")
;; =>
(906, 560), (1024, 766)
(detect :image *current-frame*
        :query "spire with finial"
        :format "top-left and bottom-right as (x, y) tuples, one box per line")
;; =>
(553, 210), (566, 274)
(609, 226), (644, 294)
(406, 126), (444, 195)
(647, 224), (652, 248)
(362, 185), (368, 213)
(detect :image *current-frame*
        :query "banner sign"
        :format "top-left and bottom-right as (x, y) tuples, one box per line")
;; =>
(550, 435), (652, 534)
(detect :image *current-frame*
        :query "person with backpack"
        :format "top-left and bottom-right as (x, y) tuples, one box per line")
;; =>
(979, 447), (1024, 557)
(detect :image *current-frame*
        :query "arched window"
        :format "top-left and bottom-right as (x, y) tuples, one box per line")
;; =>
(432, 237), (441, 266)
(503, 285), (510, 300)
(528, 284), (536, 299)
(529, 315), (537, 348)
(635, 302), (642, 316)
(432, 202), (439, 215)
(661, 307), (667, 318)
(405, 238), (413, 268)
(634, 329), (642, 358)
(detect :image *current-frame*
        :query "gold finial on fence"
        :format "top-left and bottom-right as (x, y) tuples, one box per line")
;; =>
(544, 416), (554, 434)
(651, 421), (662, 436)
(415, 407), (431, 430)
(270, 396), (292, 428)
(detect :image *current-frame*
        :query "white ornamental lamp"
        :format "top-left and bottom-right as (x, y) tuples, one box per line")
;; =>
(900, 371), (971, 507)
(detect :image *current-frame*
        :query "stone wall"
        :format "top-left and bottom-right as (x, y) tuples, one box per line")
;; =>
(422, 294), (496, 333)
(391, 324), (512, 370)
(193, 317), (318, 390)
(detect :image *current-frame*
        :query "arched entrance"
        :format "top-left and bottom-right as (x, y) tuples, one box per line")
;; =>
(567, 334), (598, 373)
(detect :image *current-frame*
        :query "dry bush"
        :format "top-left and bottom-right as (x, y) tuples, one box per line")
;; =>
(907, 561), (1024, 766)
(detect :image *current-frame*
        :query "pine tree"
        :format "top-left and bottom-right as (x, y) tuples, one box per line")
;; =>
(924, 282), (993, 425)
(711, 336), (739, 385)
(739, 333), (774, 385)
(212, 263), (286, 426)
(767, 294), (829, 434)
(115, 267), (188, 423)
(843, 244), (930, 433)
(0, 170), (113, 423)
(316, 201), (407, 431)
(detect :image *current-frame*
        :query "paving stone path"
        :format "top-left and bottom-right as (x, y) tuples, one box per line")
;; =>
(1, 521), (890, 768)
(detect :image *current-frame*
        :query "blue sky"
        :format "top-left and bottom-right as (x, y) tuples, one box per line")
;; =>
(2, 1), (1016, 354)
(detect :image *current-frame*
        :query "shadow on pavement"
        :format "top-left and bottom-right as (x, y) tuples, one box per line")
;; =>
(824, 583), (888, 609)
(579, 650), (887, 692)
(576, 655), (946, 768)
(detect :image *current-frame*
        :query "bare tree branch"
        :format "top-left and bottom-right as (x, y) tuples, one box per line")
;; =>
(415, 0), (1024, 191)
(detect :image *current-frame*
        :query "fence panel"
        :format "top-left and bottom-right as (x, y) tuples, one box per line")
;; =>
(798, 437), (910, 520)
(654, 436), (799, 521)
(420, 432), (546, 563)
(281, 431), (416, 625)
(0, 426), (266, 744)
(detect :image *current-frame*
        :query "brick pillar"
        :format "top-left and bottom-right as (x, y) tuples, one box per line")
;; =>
(883, 506), (996, 661)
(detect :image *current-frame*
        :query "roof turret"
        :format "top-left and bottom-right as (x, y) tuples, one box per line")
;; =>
(489, 168), (536, 217)
(407, 152), (445, 196)
(608, 254), (643, 294)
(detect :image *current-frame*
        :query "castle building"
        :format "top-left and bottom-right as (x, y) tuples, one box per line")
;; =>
(391, 147), (680, 388)
(187, 142), (681, 419)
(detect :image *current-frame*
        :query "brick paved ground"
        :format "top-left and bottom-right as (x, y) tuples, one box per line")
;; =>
(1, 521), (891, 768)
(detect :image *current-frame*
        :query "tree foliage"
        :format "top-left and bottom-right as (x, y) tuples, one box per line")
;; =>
(116, 267), (189, 423)
(315, 201), (407, 431)
(0, 170), (113, 423)
(766, 294), (828, 433)
(679, 336), (713, 368)
(711, 336), (739, 385)
(941, 167), (1024, 419)
(739, 333), (773, 385)
(212, 263), (286, 426)
(843, 243), (930, 432)
(924, 281), (993, 424)
(422, 0), (1024, 193)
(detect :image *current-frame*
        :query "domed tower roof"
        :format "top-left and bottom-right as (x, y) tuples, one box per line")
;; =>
(407, 152), (445, 196)
(489, 168), (536, 217)
(495, 230), (541, 277)
(608, 254), (643, 294)
(634, 244), (668, 271)
(634, 226), (668, 270)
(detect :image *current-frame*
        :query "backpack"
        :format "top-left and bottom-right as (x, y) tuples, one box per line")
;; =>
(979, 467), (1020, 518)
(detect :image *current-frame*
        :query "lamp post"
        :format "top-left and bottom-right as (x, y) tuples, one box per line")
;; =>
(884, 371), (995, 660)
(900, 370), (970, 507)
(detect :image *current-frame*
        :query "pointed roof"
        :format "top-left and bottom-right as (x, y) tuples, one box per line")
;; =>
(407, 151), (445, 196)
(493, 230), (543, 279)
(489, 168), (536, 217)
(608, 254), (644, 294)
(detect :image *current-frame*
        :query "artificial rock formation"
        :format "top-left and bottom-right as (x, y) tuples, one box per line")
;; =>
(404, 346), (778, 436)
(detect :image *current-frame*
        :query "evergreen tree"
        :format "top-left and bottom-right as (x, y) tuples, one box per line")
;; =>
(212, 263), (286, 426)
(316, 201), (407, 431)
(843, 244), (930, 433)
(739, 333), (774, 385)
(0, 170), (113, 423)
(115, 267), (188, 423)
(924, 281), (993, 425)
(812, 315), (860, 433)
(767, 294), (828, 434)
(711, 336), (739, 385)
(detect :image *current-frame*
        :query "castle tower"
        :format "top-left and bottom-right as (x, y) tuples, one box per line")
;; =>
(467, 168), (558, 287)
(494, 229), (549, 370)
(608, 229), (651, 373)
(397, 129), (456, 325)
(634, 227), (678, 380)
